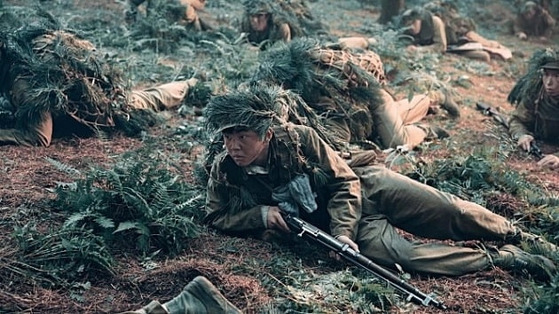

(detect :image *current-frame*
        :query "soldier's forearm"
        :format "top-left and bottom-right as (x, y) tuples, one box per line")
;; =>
(0, 128), (41, 146)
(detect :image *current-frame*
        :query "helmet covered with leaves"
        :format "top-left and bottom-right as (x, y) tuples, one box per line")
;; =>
(243, 0), (277, 15)
(400, 7), (421, 24)
(240, 0), (325, 47)
(204, 84), (289, 137)
(250, 38), (385, 146)
(521, 1), (539, 14)
(508, 48), (559, 105)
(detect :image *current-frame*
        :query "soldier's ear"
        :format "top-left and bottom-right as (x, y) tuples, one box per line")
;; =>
(264, 128), (273, 142)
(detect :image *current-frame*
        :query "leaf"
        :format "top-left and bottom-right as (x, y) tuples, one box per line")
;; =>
(114, 221), (145, 234)
(94, 216), (115, 229)
(64, 213), (87, 228)
(45, 157), (81, 177)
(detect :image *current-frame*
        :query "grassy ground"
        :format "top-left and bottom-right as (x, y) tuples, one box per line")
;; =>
(1, 0), (559, 313)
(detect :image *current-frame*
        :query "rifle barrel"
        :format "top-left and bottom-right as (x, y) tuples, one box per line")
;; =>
(284, 214), (446, 309)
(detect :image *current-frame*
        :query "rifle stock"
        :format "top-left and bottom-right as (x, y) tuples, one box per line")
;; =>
(283, 213), (446, 309)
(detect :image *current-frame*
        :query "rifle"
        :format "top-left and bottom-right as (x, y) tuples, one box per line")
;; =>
(476, 103), (545, 161)
(282, 213), (446, 310)
(475, 102), (510, 129)
(530, 142), (544, 161)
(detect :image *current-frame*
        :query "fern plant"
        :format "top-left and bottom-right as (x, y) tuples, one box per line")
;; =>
(48, 145), (206, 256)
(12, 223), (114, 286)
(406, 151), (539, 200)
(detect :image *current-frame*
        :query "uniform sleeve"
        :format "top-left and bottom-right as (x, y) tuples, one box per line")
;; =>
(0, 111), (53, 147)
(204, 163), (267, 233)
(431, 16), (447, 52)
(508, 100), (535, 140)
(299, 126), (362, 240)
(415, 16), (447, 53)
(278, 23), (292, 42)
(542, 11), (556, 37)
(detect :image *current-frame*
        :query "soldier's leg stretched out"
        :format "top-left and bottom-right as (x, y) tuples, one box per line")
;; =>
(127, 78), (198, 112)
(353, 165), (556, 279)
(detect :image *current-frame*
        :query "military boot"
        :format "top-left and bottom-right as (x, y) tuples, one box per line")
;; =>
(494, 244), (556, 282)
(163, 276), (242, 314)
(420, 124), (449, 140)
(507, 229), (558, 253)
(436, 88), (461, 119)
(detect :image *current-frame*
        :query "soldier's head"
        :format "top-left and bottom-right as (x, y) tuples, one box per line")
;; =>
(244, 0), (274, 32)
(204, 84), (291, 167)
(542, 59), (559, 97)
(520, 1), (539, 19)
(400, 8), (423, 35)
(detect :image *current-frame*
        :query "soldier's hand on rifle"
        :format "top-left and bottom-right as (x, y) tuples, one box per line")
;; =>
(267, 206), (290, 232)
(537, 154), (559, 170)
(329, 235), (360, 261)
(517, 134), (534, 151)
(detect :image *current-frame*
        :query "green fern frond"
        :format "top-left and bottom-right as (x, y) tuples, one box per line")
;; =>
(93, 216), (115, 229)
(63, 213), (85, 227)
(113, 221), (149, 236)
(50, 143), (206, 257)
(45, 157), (81, 178)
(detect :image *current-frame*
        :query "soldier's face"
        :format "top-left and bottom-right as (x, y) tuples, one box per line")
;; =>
(543, 69), (559, 97)
(408, 19), (422, 35)
(523, 8), (536, 19)
(223, 129), (272, 167)
(250, 13), (270, 31)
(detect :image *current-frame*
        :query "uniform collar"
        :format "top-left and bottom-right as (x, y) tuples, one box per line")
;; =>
(244, 164), (269, 175)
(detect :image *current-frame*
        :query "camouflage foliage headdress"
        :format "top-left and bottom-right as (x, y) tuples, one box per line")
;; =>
(204, 83), (335, 140)
(0, 6), (156, 137)
(520, 1), (539, 14)
(508, 48), (559, 106)
(240, 0), (326, 45)
(204, 84), (287, 137)
(243, 0), (278, 15)
(400, 7), (425, 26)
(250, 38), (385, 147)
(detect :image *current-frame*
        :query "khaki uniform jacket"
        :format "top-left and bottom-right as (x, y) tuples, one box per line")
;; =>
(509, 92), (559, 149)
(205, 123), (362, 240)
